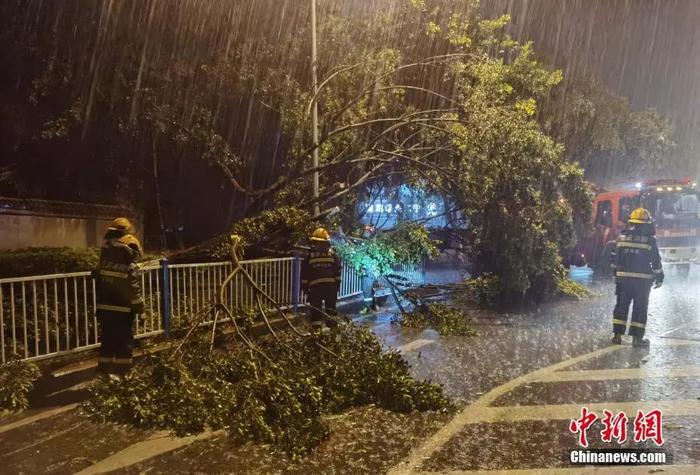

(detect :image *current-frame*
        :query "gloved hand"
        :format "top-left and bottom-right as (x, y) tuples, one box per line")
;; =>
(653, 278), (663, 289)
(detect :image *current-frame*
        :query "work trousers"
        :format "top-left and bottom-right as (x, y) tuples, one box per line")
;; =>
(613, 279), (652, 338)
(308, 282), (338, 328)
(97, 311), (135, 375)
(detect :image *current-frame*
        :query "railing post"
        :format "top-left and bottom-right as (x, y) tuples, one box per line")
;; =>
(160, 258), (171, 338)
(291, 255), (301, 311)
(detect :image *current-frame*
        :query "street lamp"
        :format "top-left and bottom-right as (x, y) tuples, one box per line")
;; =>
(311, 0), (320, 217)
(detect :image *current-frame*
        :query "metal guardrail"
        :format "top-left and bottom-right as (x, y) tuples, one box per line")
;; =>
(168, 258), (299, 328)
(0, 257), (423, 363)
(0, 271), (97, 362)
(0, 257), (416, 362)
(390, 263), (424, 285)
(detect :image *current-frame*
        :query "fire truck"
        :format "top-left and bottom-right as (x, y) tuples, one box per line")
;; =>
(577, 177), (700, 278)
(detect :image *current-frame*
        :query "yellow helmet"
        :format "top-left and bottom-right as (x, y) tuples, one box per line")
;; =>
(109, 217), (133, 233)
(118, 234), (142, 254)
(628, 208), (652, 225)
(310, 227), (330, 241)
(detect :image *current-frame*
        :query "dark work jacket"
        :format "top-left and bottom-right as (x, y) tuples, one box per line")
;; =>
(95, 230), (144, 315)
(612, 225), (664, 283)
(301, 241), (342, 289)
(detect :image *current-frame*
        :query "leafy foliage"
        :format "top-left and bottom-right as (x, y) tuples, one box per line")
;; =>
(336, 223), (439, 277)
(0, 247), (99, 278)
(460, 274), (502, 308)
(393, 11), (594, 304)
(83, 324), (451, 459)
(540, 75), (675, 182)
(171, 206), (315, 262)
(0, 356), (40, 413)
(0, 0), (633, 307)
(0, 247), (161, 278)
(394, 303), (477, 337)
(228, 207), (315, 253)
(556, 277), (593, 300)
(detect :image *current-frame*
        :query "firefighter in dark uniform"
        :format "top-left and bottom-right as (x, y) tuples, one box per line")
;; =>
(611, 208), (664, 347)
(95, 218), (144, 376)
(359, 224), (378, 315)
(301, 227), (342, 331)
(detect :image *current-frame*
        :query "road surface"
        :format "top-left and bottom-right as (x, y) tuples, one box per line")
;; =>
(1, 270), (699, 474)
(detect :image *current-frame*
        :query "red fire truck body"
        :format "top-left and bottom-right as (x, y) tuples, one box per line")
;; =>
(578, 178), (699, 277)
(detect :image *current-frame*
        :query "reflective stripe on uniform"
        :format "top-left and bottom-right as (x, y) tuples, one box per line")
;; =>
(629, 321), (646, 328)
(619, 235), (649, 242)
(309, 257), (336, 264)
(97, 357), (113, 363)
(616, 271), (653, 279)
(612, 318), (627, 326)
(100, 269), (129, 279)
(309, 277), (338, 286)
(96, 304), (131, 313)
(616, 242), (652, 251)
(113, 358), (133, 365)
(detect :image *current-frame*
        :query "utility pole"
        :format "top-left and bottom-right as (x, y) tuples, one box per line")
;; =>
(311, 0), (320, 217)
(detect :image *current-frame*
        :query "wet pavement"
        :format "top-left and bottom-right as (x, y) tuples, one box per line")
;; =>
(1, 268), (699, 474)
(386, 268), (700, 474)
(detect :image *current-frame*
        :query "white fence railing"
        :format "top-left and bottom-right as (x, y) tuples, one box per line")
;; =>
(168, 259), (298, 328)
(0, 257), (418, 362)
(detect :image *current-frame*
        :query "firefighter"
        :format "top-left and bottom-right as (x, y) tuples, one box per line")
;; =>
(359, 224), (378, 315)
(611, 208), (664, 347)
(301, 227), (342, 331)
(94, 217), (144, 376)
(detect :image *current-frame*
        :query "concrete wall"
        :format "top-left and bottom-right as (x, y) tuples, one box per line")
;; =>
(0, 214), (140, 250)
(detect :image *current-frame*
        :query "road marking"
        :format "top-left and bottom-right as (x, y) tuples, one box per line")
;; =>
(44, 380), (94, 398)
(419, 464), (700, 474)
(659, 323), (690, 337)
(388, 344), (626, 475)
(397, 339), (436, 353)
(75, 429), (222, 474)
(0, 404), (78, 435)
(463, 399), (700, 424)
(535, 366), (700, 382)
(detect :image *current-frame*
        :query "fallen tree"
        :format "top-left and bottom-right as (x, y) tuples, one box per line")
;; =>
(83, 235), (452, 459)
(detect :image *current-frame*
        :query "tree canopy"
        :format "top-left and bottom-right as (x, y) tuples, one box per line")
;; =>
(0, 0), (675, 301)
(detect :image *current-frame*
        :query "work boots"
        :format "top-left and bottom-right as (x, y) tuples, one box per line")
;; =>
(612, 333), (622, 345)
(633, 336), (650, 348)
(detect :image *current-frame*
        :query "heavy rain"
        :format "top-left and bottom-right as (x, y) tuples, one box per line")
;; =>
(0, 1), (698, 473)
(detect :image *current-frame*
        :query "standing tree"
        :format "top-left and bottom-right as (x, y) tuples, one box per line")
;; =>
(1, 0), (609, 303)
